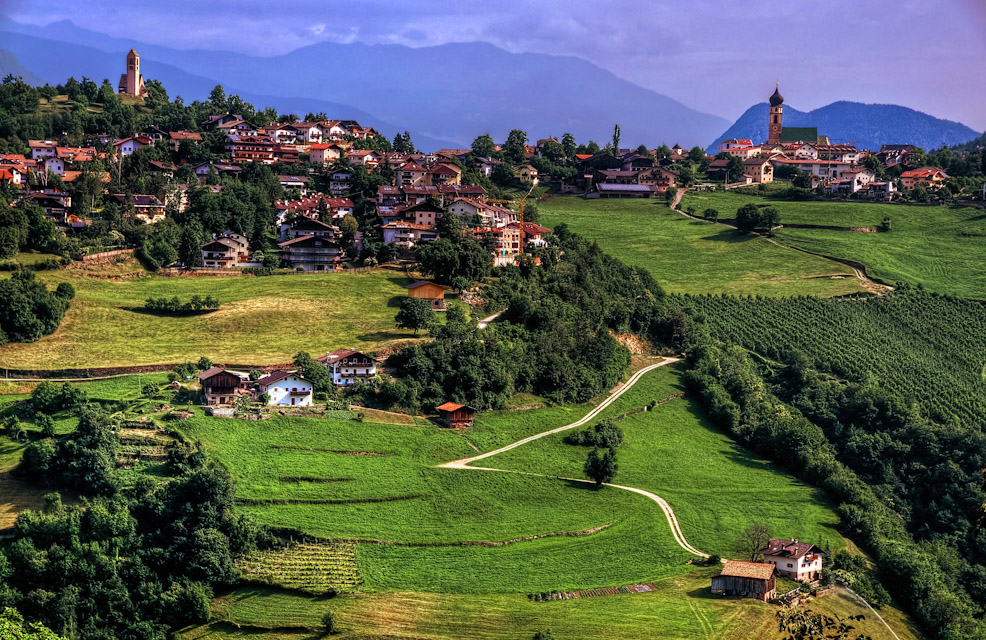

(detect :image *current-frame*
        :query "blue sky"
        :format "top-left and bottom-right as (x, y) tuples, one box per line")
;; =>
(4, 0), (986, 130)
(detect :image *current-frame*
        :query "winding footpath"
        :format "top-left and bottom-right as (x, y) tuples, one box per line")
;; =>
(438, 357), (709, 559)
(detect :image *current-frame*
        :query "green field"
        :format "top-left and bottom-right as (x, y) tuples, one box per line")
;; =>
(177, 364), (923, 638)
(0, 264), (414, 370)
(539, 196), (862, 297)
(183, 577), (922, 640)
(177, 368), (842, 593)
(682, 191), (986, 298)
(489, 364), (843, 558)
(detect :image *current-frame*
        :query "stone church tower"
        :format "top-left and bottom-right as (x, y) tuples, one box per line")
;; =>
(767, 84), (784, 144)
(118, 49), (145, 96)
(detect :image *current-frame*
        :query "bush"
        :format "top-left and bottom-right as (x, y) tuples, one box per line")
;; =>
(322, 611), (337, 634)
(142, 383), (158, 398)
(197, 357), (213, 371)
(31, 380), (60, 413)
(564, 419), (624, 449)
(144, 295), (220, 314)
(35, 413), (55, 438)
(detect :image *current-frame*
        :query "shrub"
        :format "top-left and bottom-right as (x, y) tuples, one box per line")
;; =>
(36, 413), (56, 438)
(564, 419), (624, 449)
(31, 380), (60, 413)
(197, 357), (213, 371)
(322, 611), (337, 634)
(144, 295), (220, 314)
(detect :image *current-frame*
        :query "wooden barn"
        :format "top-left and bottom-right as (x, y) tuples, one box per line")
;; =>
(711, 560), (776, 602)
(196, 367), (247, 406)
(436, 402), (477, 429)
(405, 280), (449, 311)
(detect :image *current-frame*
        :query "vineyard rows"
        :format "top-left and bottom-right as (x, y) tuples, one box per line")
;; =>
(676, 290), (986, 428)
(237, 542), (362, 594)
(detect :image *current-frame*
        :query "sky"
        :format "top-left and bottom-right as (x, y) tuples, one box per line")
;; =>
(3, 0), (986, 130)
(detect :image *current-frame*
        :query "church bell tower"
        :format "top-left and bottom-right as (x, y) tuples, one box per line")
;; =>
(768, 84), (784, 145)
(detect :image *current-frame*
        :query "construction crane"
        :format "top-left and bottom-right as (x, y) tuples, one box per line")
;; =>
(485, 183), (537, 225)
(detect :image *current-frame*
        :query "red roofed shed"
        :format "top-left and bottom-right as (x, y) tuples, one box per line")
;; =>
(436, 402), (477, 429)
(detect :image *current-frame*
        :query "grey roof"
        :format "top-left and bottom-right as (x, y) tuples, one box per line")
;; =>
(596, 183), (654, 192)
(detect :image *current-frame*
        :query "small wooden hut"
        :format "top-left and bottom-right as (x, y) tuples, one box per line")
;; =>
(711, 560), (776, 602)
(436, 402), (477, 429)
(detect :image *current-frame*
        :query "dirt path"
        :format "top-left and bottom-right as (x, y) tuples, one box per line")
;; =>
(671, 188), (893, 295)
(438, 357), (709, 559)
(477, 310), (504, 329)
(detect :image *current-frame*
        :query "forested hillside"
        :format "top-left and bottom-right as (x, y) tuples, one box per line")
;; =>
(678, 289), (986, 640)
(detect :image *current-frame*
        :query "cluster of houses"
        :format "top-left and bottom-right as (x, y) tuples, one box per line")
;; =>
(711, 538), (824, 602)
(196, 347), (380, 408)
(195, 349), (477, 428)
(699, 86), (954, 201)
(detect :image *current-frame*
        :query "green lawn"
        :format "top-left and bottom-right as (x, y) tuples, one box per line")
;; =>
(539, 196), (862, 297)
(0, 266), (414, 370)
(682, 191), (986, 298)
(181, 412), (695, 593)
(490, 365), (844, 559)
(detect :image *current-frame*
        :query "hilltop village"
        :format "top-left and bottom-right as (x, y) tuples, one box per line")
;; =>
(2, 48), (986, 640)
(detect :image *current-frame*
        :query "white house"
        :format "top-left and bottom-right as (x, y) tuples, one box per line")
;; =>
(257, 371), (313, 406)
(113, 135), (154, 156)
(318, 349), (377, 386)
(759, 538), (823, 583)
(43, 156), (65, 176)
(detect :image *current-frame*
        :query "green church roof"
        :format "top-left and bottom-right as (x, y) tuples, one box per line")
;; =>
(779, 127), (819, 143)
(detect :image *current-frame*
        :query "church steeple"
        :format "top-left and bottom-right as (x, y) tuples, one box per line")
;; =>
(768, 83), (784, 144)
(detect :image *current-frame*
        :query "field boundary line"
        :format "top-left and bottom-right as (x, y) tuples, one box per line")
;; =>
(437, 357), (710, 559)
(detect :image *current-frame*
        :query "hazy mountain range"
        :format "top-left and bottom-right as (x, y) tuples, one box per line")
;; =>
(0, 18), (727, 149)
(708, 101), (980, 154)
(0, 17), (980, 153)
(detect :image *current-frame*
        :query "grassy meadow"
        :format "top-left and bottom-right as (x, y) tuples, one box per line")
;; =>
(182, 573), (922, 640)
(682, 190), (986, 298)
(538, 196), (862, 297)
(489, 364), (844, 558)
(0, 263), (414, 370)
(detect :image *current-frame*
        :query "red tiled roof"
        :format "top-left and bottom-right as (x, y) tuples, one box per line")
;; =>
(759, 538), (821, 559)
(436, 402), (464, 412)
(718, 560), (775, 580)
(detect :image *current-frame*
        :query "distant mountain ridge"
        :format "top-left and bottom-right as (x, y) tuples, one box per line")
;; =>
(0, 48), (44, 85)
(708, 101), (980, 153)
(0, 17), (728, 148)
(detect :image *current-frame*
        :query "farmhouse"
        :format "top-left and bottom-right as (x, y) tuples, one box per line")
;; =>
(405, 280), (449, 311)
(197, 367), (249, 406)
(257, 371), (314, 406)
(759, 538), (823, 583)
(711, 561), (776, 601)
(319, 349), (377, 386)
(743, 157), (774, 184)
(436, 402), (477, 429)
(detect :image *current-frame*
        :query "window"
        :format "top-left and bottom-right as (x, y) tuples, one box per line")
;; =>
(787, 563), (794, 568)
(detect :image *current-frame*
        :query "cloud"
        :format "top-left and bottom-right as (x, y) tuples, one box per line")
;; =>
(2, 0), (985, 129)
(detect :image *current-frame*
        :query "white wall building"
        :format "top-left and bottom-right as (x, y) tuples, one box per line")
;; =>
(257, 371), (313, 406)
(318, 349), (377, 386)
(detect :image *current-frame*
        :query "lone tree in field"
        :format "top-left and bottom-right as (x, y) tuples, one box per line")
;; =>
(735, 203), (762, 233)
(322, 611), (338, 634)
(703, 208), (719, 222)
(585, 447), (618, 486)
(735, 523), (771, 562)
(533, 631), (555, 640)
(395, 297), (433, 336)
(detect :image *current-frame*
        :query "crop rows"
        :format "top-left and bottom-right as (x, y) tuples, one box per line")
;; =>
(676, 290), (986, 428)
(237, 542), (362, 593)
